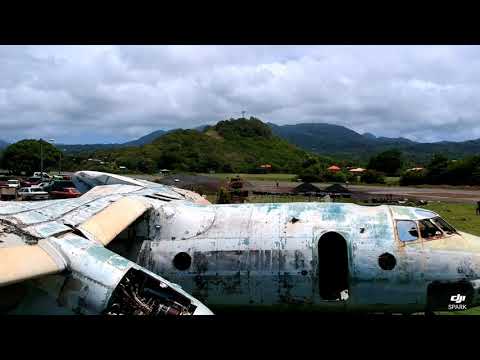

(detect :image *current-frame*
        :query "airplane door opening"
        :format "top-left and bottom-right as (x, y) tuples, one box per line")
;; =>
(318, 232), (349, 301)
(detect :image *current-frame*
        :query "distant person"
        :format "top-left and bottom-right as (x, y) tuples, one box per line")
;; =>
(276, 181), (279, 188)
(476, 201), (480, 215)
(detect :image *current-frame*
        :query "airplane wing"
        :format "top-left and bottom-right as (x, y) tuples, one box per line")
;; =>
(0, 242), (65, 287)
(0, 183), (213, 315)
(72, 170), (211, 204)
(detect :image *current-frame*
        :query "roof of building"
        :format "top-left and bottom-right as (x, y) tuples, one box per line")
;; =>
(349, 167), (366, 173)
(327, 165), (341, 171)
(293, 182), (322, 194)
(324, 183), (351, 193)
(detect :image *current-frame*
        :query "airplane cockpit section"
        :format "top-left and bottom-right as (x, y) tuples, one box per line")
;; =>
(395, 216), (459, 244)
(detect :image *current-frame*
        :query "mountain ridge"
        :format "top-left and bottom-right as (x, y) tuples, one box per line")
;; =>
(3, 120), (480, 163)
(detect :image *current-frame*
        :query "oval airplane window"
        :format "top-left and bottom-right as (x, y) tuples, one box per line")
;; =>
(378, 252), (396, 270)
(396, 220), (419, 242)
(173, 252), (192, 271)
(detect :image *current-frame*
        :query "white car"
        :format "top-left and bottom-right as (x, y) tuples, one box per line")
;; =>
(18, 187), (49, 201)
(33, 172), (51, 179)
(7, 179), (20, 188)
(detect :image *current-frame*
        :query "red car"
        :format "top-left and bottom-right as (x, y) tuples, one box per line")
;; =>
(49, 187), (81, 199)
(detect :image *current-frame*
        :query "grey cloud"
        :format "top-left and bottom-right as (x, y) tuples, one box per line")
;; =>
(0, 45), (480, 144)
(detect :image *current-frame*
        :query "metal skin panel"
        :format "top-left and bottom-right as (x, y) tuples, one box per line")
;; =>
(77, 196), (152, 246)
(0, 243), (65, 286)
(136, 201), (480, 313)
(0, 183), (214, 315)
(33, 233), (212, 315)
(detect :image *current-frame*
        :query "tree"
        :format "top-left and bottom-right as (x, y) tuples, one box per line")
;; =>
(361, 170), (386, 184)
(399, 170), (427, 185)
(2, 139), (62, 175)
(297, 164), (323, 182)
(367, 149), (403, 176)
(425, 153), (449, 184)
(216, 187), (232, 204)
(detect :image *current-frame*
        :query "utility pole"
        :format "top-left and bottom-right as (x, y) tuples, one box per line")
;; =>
(39, 138), (55, 181)
(40, 139), (44, 182)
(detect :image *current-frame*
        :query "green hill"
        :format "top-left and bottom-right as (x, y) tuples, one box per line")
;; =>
(268, 122), (480, 164)
(90, 118), (331, 173)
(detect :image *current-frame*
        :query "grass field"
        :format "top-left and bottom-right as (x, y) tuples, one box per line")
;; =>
(385, 176), (400, 186)
(203, 173), (404, 187)
(421, 202), (480, 237)
(201, 173), (297, 182)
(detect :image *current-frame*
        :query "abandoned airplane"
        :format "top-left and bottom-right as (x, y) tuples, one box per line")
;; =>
(1, 170), (480, 315)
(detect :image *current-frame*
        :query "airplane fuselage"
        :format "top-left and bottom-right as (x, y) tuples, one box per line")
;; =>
(120, 201), (480, 313)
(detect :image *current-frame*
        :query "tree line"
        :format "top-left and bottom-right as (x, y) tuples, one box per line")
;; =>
(2, 130), (479, 188)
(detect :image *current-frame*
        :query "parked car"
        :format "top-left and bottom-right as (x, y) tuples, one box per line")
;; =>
(37, 181), (52, 190)
(28, 176), (43, 183)
(49, 187), (81, 199)
(7, 179), (20, 188)
(17, 187), (49, 201)
(0, 187), (17, 200)
(21, 176), (42, 187)
(43, 180), (76, 192)
(33, 172), (51, 179)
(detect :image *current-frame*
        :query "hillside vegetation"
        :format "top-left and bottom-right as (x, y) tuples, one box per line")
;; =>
(269, 122), (480, 163)
(88, 118), (332, 174)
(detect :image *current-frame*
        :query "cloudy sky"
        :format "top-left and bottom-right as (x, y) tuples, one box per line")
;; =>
(1, 45), (479, 144)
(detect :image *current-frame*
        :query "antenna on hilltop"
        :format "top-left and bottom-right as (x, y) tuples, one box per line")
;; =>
(241, 110), (246, 119)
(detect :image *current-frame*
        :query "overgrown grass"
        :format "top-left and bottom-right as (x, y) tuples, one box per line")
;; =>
(203, 173), (403, 187)
(421, 202), (480, 237)
(201, 173), (297, 182)
(384, 176), (400, 186)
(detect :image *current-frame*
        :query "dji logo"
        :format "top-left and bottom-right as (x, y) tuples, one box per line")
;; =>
(448, 294), (467, 310)
(450, 294), (466, 304)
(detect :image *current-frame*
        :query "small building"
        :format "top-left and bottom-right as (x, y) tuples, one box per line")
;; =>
(324, 183), (351, 198)
(159, 169), (170, 176)
(327, 165), (341, 173)
(406, 167), (424, 172)
(258, 164), (272, 173)
(293, 182), (323, 195)
(349, 167), (366, 174)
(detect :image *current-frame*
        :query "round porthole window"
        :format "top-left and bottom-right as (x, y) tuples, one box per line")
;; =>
(378, 252), (396, 271)
(173, 252), (192, 271)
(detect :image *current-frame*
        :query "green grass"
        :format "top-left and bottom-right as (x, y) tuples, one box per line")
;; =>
(421, 202), (480, 237)
(203, 173), (403, 186)
(201, 173), (297, 182)
(384, 176), (400, 186)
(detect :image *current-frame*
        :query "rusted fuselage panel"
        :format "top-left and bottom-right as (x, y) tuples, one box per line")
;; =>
(0, 185), (214, 315)
(137, 201), (480, 313)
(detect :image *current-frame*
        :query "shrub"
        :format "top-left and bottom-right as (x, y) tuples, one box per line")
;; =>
(361, 170), (386, 184)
